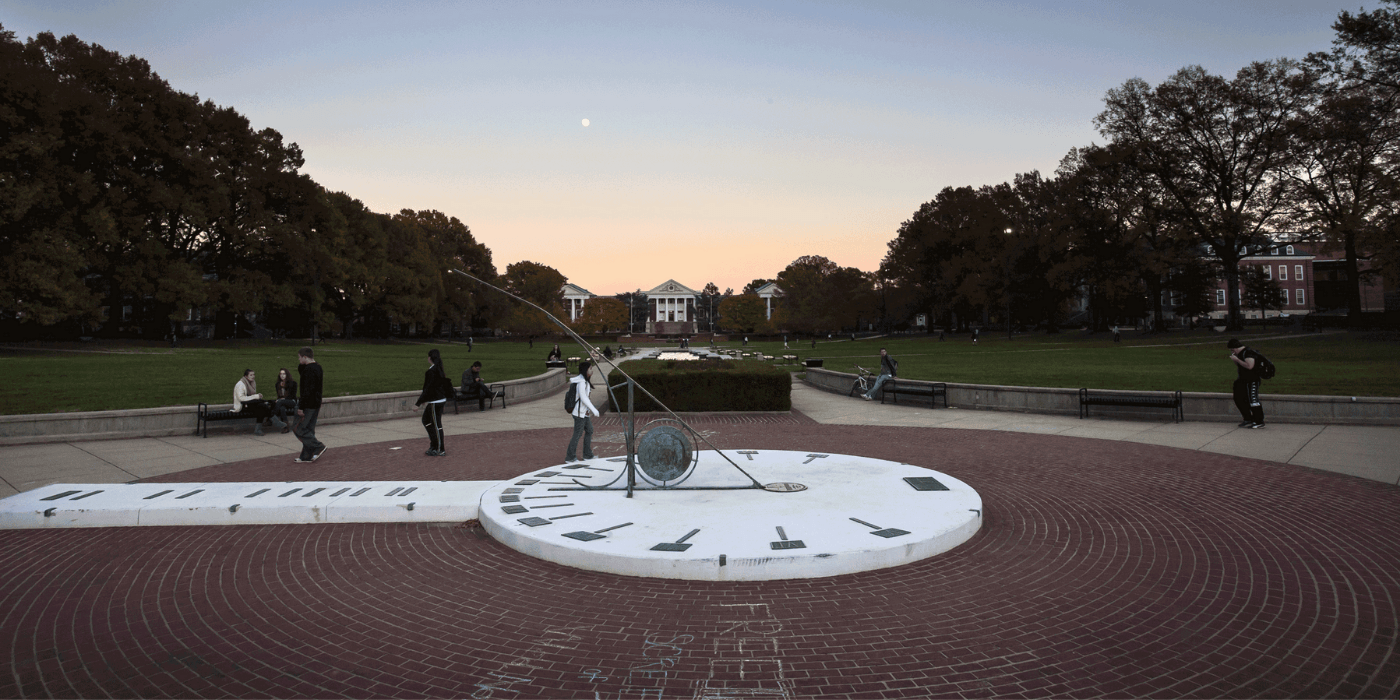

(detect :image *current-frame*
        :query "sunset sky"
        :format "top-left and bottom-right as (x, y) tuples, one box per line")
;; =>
(4, 0), (1352, 295)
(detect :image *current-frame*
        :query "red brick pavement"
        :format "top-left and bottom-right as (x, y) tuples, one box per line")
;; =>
(2, 416), (1398, 698)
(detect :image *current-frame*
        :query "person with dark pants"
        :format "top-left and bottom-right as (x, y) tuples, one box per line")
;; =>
(232, 369), (275, 435)
(294, 346), (327, 463)
(566, 361), (599, 462)
(1228, 338), (1265, 429)
(458, 361), (497, 411)
(272, 368), (298, 433)
(416, 348), (453, 456)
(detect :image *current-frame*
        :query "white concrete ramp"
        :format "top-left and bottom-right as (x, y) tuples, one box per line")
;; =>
(0, 481), (496, 529)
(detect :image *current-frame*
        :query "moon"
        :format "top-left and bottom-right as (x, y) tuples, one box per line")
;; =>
(581, 118), (590, 127)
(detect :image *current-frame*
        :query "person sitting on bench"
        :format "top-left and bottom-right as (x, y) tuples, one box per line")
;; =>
(458, 361), (497, 411)
(547, 344), (563, 362)
(232, 369), (277, 435)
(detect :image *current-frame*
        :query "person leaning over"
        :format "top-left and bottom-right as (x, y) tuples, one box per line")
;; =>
(862, 348), (898, 401)
(458, 360), (498, 411)
(415, 348), (454, 456)
(1227, 338), (1266, 429)
(272, 368), (298, 433)
(232, 369), (275, 435)
(293, 346), (327, 463)
(566, 361), (600, 463)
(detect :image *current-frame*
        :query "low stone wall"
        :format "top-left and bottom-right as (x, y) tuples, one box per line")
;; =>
(803, 368), (1400, 426)
(0, 368), (569, 445)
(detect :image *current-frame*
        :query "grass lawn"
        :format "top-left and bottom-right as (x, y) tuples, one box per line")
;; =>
(0, 340), (554, 416)
(1, 330), (1395, 415)
(710, 329), (1400, 397)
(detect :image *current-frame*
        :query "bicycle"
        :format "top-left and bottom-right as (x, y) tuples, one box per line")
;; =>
(849, 365), (874, 398)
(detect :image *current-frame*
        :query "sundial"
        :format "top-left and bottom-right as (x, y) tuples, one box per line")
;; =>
(450, 268), (983, 580)
(478, 449), (982, 581)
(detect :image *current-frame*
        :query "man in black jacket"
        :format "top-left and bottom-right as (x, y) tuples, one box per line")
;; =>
(862, 348), (897, 401)
(1227, 338), (1266, 428)
(458, 361), (496, 411)
(294, 346), (327, 463)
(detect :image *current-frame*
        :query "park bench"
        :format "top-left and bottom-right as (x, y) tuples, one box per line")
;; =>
(1078, 388), (1182, 423)
(879, 379), (948, 409)
(196, 403), (264, 438)
(454, 383), (507, 414)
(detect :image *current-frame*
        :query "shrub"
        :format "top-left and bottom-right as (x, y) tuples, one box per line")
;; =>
(606, 360), (790, 411)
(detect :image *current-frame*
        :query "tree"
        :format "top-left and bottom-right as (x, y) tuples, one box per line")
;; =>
(572, 297), (627, 334)
(1312, 0), (1400, 95)
(1095, 61), (1311, 330)
(500, 261), (566, 336)
(1240, 265), (1286, 325)
(742, 279), (773, 295)
(772, 255), (876, 334)
(718, 294), (768, 333)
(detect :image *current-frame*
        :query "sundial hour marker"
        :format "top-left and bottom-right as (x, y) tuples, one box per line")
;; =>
(903, 476), (949, 491)
(550, 512), (594, 520)
(502, 505), (528, 514)
(850, 517), (910, 538)
(651, 528), (701, 552)
(515, 480), (540, 485)
(563, 522), (634, 542)
(738, 450), (759, 461)
(518, 517), (551, 527)
(535, 471), (562, 477)
(770, 526), (806, 550)
(499, 495), (520, 503)
(803, 454), (829, 464)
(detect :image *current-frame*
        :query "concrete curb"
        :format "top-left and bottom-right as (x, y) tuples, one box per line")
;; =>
(803, 368), (1400, 426)
(0, 368), (569, 445)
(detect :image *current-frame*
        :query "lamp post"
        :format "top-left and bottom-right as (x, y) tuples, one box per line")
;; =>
(1004, 228), (1014, 341)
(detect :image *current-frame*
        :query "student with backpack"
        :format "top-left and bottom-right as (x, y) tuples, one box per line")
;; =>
(1227, 338), (1273, 429)
(565, 361), (600, 462)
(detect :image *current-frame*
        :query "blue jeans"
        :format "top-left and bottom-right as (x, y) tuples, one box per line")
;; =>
(567, 415), (595, 461)
(865, 373), (891, 399)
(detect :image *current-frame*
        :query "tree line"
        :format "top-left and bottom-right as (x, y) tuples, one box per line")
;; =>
(0, 26), (574, 340)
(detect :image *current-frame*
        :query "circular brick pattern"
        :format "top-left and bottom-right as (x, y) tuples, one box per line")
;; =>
(2, 422), (1398, 698)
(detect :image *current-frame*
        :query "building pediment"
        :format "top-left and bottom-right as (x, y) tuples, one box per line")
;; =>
(561, 283), (593, 298)
(755, 282), (783, 297)
(645, 279), (699, 296)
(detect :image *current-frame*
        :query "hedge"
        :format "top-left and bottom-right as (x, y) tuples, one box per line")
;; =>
(606, 360), (791, 412)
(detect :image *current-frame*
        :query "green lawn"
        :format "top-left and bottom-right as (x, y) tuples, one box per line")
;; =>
(1, 331), (1395, 416)
(0, 340), (553, 416)
(711, 330), (1400, 397)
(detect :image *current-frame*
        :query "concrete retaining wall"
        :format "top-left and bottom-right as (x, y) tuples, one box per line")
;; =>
(0, 368), (569, 445)
(803, 368), (1400, 426)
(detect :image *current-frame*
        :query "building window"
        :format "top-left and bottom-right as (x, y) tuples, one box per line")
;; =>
(1295, 265), (1303, 280)
(1286, 245), (1295, 255)
(1279, 265), (1288, 281)
(1264, 265), (1271, 280)
(1297, 288), (1305, 306)
(1217, 289), (1226, 306)
(1282, 291), (1290, 305)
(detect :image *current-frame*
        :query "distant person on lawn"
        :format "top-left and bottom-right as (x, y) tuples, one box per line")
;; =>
(415, 348), (453, 456)
(547, 344), (563, 362)
(272, 368), (298, 433)
(232, 369), (276, 436)
(862, 348), (898, 401)
(294, 347), (327, 463)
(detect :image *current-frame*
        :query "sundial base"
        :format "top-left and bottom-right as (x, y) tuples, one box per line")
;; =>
(478, 450), (982, 581)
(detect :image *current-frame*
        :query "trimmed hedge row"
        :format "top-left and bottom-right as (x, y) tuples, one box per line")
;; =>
(606, 360), (791, 412)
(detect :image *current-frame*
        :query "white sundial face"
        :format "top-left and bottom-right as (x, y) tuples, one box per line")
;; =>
(478, 449), (982, 581)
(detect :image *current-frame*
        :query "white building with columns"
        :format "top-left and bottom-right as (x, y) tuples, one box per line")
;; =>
(754, 282), (783, 319)
(562, 283), (594, 321)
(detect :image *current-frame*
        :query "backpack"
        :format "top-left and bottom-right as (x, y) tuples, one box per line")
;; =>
(564, 381), (578, 412)
(1254, 351), (1276, 380)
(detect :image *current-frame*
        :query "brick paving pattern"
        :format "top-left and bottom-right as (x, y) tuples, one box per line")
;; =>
(2, 419), (1398, 698)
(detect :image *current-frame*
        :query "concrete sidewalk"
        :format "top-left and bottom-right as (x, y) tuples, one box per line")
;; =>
(3, 368), (1397, 497)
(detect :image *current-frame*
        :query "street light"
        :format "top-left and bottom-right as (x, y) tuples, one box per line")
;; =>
(1004, 228), (1014, 341)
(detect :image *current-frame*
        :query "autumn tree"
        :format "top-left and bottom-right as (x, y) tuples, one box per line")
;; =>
(572, 297), (627, 334)
(718, 294), (769, 333)
(501, 261), (566, 336)
(1095, 60), (1311, 330)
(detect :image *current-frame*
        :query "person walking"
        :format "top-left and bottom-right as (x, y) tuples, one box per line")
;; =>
(293, 346), (327, 463)
(467, 336), (473, 352)
(1113, 325), (1121, 343)
(1227, 339), (1266, 428)
(415, 349), (453, 456)
(565, 361), (600, 462)
(272, 368), (298, 433)
(862, 348), (898, 401)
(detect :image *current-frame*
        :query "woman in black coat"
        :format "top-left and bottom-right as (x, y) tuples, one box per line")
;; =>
(415, 349), (454, 456)
(273, 368), (299, 433)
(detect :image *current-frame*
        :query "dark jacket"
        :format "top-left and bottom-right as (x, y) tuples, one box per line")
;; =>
(298, 362), (324, 410)
(880, 354), (898, 377)
(417, 364), (454, 406)
(276, 378), (298, 401)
